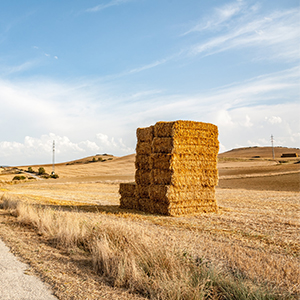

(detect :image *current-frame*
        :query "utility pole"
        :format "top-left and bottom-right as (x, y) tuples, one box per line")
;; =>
(271, 135), (275, 160)
(52, 140), (55, 174)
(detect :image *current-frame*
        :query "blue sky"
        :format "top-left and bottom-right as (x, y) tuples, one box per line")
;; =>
(0, 0), (299, 165)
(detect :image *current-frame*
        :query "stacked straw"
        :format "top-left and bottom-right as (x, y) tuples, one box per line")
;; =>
(135, 126), (154, 212)
(119, 182), (138, 209)
(119, 120), (219, 215)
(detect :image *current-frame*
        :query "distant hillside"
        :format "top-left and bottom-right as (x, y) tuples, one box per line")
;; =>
(219, 146), (300, 159)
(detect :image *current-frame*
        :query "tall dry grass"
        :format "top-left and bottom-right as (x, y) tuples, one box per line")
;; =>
(0, 195), (291, 300)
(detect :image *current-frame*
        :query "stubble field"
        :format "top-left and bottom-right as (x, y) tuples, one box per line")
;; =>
(0, 147), (299, 299)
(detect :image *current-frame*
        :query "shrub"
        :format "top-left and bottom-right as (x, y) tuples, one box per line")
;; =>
(12, 175), (26, 181)
(50, 174), (59, 179)
(98, 157), (103, 161)
(38, 167), (46, 175)
(92, 157), (96, 162)
(28, 167), (34, 173)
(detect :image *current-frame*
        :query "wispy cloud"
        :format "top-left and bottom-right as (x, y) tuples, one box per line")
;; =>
(183, 0), (247, 35)
(0, 60), (37, 75)
(184, 2), (299, 62)
(86, 0), (133, 13)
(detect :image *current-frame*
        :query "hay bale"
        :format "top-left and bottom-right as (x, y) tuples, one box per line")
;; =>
(281, 153), (298, 158)
(154, 121), (218, 138)
(119, 182), (136, 197)
(168, 204), (218, 215)
(135, 169), (151, 185)
(150, 169), (218, 187)
(148, 185), (215, 204)
(135, 184), (150, 198)
(120, 120), (219, 216)
(152, 138), (219, 155)
(151, 153), (217, 170)
(137, 126), (154, 142)
(135, 154), (152, 170)
(120, 197), (139, 209)
(136, 141), (152, 155)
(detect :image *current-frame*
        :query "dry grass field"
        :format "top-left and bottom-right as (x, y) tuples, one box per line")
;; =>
(0, 147), (299, 299)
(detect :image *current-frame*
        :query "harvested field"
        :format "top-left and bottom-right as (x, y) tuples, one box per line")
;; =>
(0, 146), (299, 299)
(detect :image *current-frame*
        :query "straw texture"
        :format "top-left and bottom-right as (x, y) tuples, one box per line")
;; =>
(120, 120), (219, 216)
(119, 183), (139, 209)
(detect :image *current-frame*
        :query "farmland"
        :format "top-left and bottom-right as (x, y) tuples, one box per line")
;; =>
(0, 147), (299, 299)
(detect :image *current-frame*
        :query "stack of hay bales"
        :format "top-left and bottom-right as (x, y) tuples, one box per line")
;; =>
(119, 120), (219, 216)
(135, 126), (154, 212)
(148, 121), (219, 215)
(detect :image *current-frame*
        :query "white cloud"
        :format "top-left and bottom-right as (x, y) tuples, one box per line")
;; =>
(266, 116), (282, 124)
(0, 133), (134, 166)
(86, 0), (133, 13)
(0, 64), (298, 165)
(244, 115), (253, 128)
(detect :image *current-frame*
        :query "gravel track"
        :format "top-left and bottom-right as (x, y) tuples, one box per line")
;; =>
(0, 239), (57, 300)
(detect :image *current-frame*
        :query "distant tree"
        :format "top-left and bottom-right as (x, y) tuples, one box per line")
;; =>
(38, 167), (46, 175)
(28, 167), (34, 173)
(13, 175), (26, 181)
(92, 157), (96, 162)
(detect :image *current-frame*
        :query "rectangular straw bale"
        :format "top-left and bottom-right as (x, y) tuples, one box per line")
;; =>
(149, 185), (215, 203)
(168, 204), (218, 216)
(136, 141), (152, 155)
(135, 169), (151, 185)
(119, 197), (139, 210)
(151, 153), (217, 170)
(151, 169), (218, 187)
(136, 126), (154, 142)
(138, 197), (155, 214)
(167, 198), (217, 208)
(135, 154), (152, 170)
(119, 182), (136, 198)
(153, 136), (219, 147)
(154, 121), (218, 138)
(152, 138), (219, 155)
(135, 185), (150, 198)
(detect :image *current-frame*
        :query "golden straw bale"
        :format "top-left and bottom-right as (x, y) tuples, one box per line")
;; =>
(135, 169), (151, 185)
(168, 204), (218, 216)
(154, 120), (218, 138)
(151, 153), (217, 170)
(119, 182), (136, 198)
(135, 185), (150, 198)
(136, 126), (154, 142)
(152, 138), (219, 155)
(135, 154), (152, 170)
(149, 185), (215, 204)
(136, 141), (152, 155)
(167, 199), (217, 208)
(138, 198), (155, 214)
(150, 169), (218, 187)
(119, 197), (139, 210)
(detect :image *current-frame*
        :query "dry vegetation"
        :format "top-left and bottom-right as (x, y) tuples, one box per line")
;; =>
(0, 147), (299, 299)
